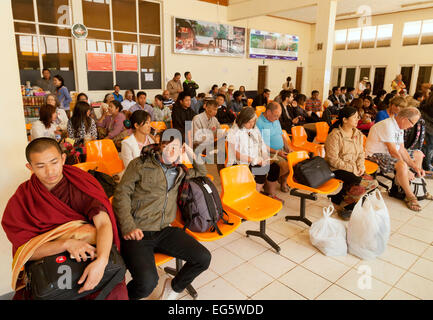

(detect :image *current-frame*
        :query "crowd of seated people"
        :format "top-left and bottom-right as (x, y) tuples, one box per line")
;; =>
(13, 71), (433, 301)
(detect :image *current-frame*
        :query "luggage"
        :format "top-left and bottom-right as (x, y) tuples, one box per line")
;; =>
(389, 176), (428, 201)
(88, 169), (117, 198)
(293, 156), (335, 188)
(25, 246), (126, 300)
(178, 176), (232, 235)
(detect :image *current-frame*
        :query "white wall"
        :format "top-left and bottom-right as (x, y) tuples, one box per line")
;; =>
(0, 1), (31, 295)
(330, 8), (433, 95)
(83, 0), (312, 102)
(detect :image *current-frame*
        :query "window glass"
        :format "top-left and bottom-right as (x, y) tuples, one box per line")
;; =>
(416, 66), (432, 91)
(361, 26), (376, 48)
(82, 0), (111, 30)
(403, 21), (421, 46)
(376, 24), (393, 47)
(14, 22), (37, 34)
(112, 0), (137, 33)
(334, 29), (347, 50)
(12, 0), (35, 22)
(138, 0), (160, 35)
(37, 0), (70, 25)
(421, 19), (433, 45)
(347, 28), (361, 49)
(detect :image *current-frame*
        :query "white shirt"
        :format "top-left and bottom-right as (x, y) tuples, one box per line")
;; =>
(226, 124), (269, 166)
(365, 117), (404, 156)
(121, 99), (136, 111)
(55, 108), (68, 131)
(120, 134), (155, 170)
(30, 120), (57, 140)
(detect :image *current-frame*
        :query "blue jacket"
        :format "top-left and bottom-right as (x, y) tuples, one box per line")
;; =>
(57, 86), (72, 111)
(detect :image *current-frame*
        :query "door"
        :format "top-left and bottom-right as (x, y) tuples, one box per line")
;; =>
(257, 65), (268, 94)
(345, 67), (356, 88)
(373, 67), (386, 95)
(416, 66), (432, 92)
(400, 66), (413, 93)
(296, 67), (303, 91)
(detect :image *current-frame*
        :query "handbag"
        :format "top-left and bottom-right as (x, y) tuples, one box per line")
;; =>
(25, 245), (126, 300)
(389, 176), (428, 201)
(293, 156), (335, 188)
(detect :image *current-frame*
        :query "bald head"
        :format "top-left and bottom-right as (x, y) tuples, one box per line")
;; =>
(264, 102), (282, 122)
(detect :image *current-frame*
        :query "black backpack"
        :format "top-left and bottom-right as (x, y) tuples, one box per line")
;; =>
(178, 175), (233, 235)
(293, 156), (335, 189)
(88, 170), (117, 198)
(389, 177), (428, 201)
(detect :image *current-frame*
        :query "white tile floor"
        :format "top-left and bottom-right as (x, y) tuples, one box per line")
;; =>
(153, 165), (433, 300)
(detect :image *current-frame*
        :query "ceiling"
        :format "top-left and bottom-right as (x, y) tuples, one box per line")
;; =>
(270, 0), (433, 24)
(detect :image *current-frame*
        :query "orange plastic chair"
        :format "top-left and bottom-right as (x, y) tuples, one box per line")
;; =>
(85, 139), (125, 176)
(154, 253), (173, 267)
(151, 121), (167, 131)
(220, 124), (230, 131)
(315, 122), (329, 144)
(255, 106), (266, 118)
(220, 165), (283, 252)
(286, 151), (341, 226)
(247, 98), (253, 107)
(291, 126), (323, 156)
(73, 161), (99, 172)
(26, 123), (32, 131)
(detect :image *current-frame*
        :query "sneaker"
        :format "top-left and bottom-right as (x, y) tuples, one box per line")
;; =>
(159, 278), (180, 300)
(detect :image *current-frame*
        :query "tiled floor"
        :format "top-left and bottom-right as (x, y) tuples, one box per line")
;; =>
(152, 165), (433, 300)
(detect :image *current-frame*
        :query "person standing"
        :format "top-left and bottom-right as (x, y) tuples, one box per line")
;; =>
(183, 71), (199, 103)
(36, 68), (56, 93)
(391, 74), (406, 92)
(166, 72), (183, 101)
(53, 75), (72, 118)
(282, 76), (294, 91)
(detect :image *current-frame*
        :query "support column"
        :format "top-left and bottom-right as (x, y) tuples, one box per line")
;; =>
(0, 0), (30, 295)
(70, 0), (88, 92)
(308, 0), (337, 102)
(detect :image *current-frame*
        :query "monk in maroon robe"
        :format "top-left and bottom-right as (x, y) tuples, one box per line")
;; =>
(2, 137), (128, 300)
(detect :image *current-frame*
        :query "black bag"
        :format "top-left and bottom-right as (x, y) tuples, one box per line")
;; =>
(389, 177), (428, 201)
(293, 156), (335, 188)
(25, 246), (125, 300)
(178, 176), (233, 235)
(88, 170), (117, 198)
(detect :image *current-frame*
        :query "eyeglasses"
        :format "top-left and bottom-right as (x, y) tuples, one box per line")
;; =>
(407, 118), (416, 126)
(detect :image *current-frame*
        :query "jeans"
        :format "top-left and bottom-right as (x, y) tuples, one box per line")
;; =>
(120, 226), (211, 300)
(423, 131), (433, 171)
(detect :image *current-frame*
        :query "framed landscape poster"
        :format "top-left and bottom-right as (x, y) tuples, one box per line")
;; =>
(174, 17), (246, 57)
(249, 29), (299, 61)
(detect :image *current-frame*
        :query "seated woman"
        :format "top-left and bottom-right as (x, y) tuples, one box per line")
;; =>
(1, 138), (128, 300)
(46, 93), (68, 132)
(325, 107), (378, 220)
(113, 136), (211, 300)
(67, 101), (97, 147)
(375, 96), (407, 123)
(352, 98), (374, 135)
(120, 110), (155, 170)
(289, 94), (318, 142)
(363, 96), (377, 119)
(226, 107), (283, 201)
(96, 100), (129, 148)
(152, 94), (172, 129)
(30, 104), (61, 141)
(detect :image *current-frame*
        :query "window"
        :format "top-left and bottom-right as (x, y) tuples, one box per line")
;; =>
(82, 0), (162, 90)
(337, 68), (342, 87)
(334, 29), (347, 50)
(376, 24), (393, 47)
(421, 19), (433, 45)
(347, 28), (361, 49)
(335, 24), (392, 50)
(361, 26), (376, 49)
(12, 0), (76, 90)
(400, 66), (413, 93)
(416, 66), (432, 92)
(403, 21), (422, 46)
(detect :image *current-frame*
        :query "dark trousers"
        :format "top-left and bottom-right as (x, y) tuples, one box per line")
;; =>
(330, 170), (362, 209)
(120, 226), (211, 300)
(250, 162), (280, 184)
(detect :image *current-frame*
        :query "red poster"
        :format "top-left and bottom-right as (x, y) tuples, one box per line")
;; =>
(87, 53), (112, 71)
(115, 53), (138, 71)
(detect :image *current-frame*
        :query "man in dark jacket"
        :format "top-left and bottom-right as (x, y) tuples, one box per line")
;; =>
(279, 91), (300, 132)
(252, 89), (270, 109)
(171, 92), (197, 143)
(182, 71), (199, 99)
(113, 140), (211, 300)
(215, 94), (236, 125)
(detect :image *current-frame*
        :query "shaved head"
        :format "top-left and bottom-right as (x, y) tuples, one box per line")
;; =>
(26, 138), (63, 163)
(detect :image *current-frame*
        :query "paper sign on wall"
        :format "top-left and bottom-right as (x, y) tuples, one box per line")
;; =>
(87, 52), (112, 71)
(115, 54), (138, 71)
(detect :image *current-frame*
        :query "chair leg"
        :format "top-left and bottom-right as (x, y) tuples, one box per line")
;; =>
(245, 220), (281, 253)
(285, 189), (315, 227)
(163, 258), (198, 299)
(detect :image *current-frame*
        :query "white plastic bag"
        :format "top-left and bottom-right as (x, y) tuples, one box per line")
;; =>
(309, 205), (347, 256)
(347, 189), (390, 260)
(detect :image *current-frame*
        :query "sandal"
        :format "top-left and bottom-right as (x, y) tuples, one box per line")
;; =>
(424, 192), (433, 200)
(280, 183), (290, 193)
(404, 196), (422, 212)
(262, 191), (285, 204)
